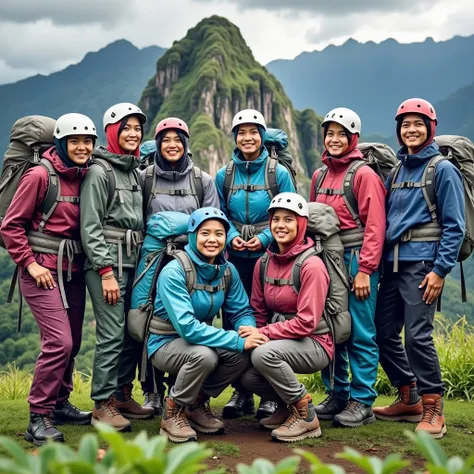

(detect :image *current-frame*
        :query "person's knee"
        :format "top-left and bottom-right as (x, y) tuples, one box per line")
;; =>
(250, 345), (274, 372)
(191, 346), (219, 372)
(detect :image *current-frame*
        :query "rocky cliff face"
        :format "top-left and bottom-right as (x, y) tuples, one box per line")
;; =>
(139, 16), (322, 191)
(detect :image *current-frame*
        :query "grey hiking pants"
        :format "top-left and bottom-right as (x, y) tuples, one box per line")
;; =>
(151, 338), (250, 405)
(240, 338), (330, 405)
(375, 261), (445, 395)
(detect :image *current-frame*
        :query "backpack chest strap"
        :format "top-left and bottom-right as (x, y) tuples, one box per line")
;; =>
(263, 276), (293, 286)
(57, 196), (80, 203)
(230, 183), (268, 192)
(152, 187), (197, 197)
(314, 188), (345, 196)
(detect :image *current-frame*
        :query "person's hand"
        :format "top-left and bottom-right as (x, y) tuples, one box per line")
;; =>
(245, 236), (263, 252)
(243, 333), (269, 350)
(232, 236), (246, 251)
(102, 272), (120, 305)
(238, 326), (260, 337)
(352, 271), (371, 301)
(27, 262), (56, 290)
(419, 271), (444, 305)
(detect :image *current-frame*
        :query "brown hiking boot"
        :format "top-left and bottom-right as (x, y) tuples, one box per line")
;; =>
(114, 384), (154, 420)
(160, 397), (197, 443)
(92, 398), (131, 432)
(373, 383), (423, 423)
(186, 398), (225, 434)
(260, 403), (290, 429)
(271, 394), (322, 442)
(415, 394), (446, 439)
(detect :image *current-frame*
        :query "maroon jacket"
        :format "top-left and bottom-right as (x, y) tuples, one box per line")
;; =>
(1, 147), (87, 272)
(251, 237), (334, 359)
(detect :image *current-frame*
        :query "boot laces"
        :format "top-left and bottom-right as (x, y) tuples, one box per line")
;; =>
(421, 404), (439, 424)
(40, 415), (54, 429)
(174, 406), (191, 429)
(345, 400), (362, 414)
(146, 392), (159, 403)
(281, 405), (301, 429)
(321, 394), (336, 408)
(197, 401), (216, 420)
(104, 399), (120, 418)
(62, 400), (81, 414)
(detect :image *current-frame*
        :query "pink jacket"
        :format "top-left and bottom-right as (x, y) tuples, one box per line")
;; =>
(309, 150), (386, 274)
(1, 148), (87, 272)
(251, 237), (334, 359)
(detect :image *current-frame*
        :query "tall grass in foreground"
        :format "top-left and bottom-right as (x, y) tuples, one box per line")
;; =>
(303, 316), (474, 402)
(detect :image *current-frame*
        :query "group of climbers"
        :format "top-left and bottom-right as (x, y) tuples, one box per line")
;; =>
(0, 95), (468, 446)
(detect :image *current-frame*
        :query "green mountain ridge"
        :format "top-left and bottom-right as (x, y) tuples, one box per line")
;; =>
(0, 39), (166, 158)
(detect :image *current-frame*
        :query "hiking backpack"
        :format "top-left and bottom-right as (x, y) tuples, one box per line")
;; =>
(388, 135), (474, 301)
(313, 142), (397, 242)
(222, 128), (298, 205)
(259, 202), (351, 344)
(0, 116), (58, 248)
(128, 211), (232, 344)
(142, 163), (204, 218)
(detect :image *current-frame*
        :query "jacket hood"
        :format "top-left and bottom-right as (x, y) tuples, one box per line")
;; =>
(232, 146), (269, 173)
(93, 145), (140, 172)
(322, 148), (365, 172)
(185, 238), (228, 282)
(397, 141), (440, 169)
(154, 158), (194, 181)
(42, 146), (88, 180)
(267, 235), (315, 265)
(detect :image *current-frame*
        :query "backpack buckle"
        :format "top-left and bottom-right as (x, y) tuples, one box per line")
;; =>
(402, 181), (415, 188)
(132, 184), (139, 192)
(212, 285), (220, 292)
(246, 184), (256, 192)
(175, 189), (187, 196)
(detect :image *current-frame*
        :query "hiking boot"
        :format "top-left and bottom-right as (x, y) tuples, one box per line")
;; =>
(186, 396), (225, 434)
(333, 400), (376, 428)
(160, 397), (197, 443)
(415, 394), (446, 439)
(315, 393), (347, 420)
(143, 392), (164, 416)
(373, 383), (423, 422)
(92, 398), (131, 432)
(51, 400), (92, 425)
(24, 413), (64, 446)
(114, 384), (155, 420)
(222, 390), (255, 419)
(271, 394), (321, 442)
(260, 404), (290, 429)
(256, 399), (277, 420)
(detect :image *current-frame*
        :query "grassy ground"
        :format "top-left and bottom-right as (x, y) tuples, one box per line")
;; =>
(1, 389), (473, 461)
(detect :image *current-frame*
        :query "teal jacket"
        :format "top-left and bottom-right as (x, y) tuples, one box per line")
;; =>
(215, 147), (296, 259)
(147, 239), (256, 357)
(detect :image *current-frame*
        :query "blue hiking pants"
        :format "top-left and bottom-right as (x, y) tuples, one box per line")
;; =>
(322, 249), (380, 405)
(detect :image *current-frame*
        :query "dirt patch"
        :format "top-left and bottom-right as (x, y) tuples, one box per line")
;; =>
(200, 417), (425, 473)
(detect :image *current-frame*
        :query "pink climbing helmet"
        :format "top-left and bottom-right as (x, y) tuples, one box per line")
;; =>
(395, 98), (437, 124)
(154, 117), (190, 138)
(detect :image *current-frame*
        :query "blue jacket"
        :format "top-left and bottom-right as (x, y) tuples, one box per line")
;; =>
(147, 241), (256, 357)
(215, 147), (296, 259)
(385, 142), (465, 278)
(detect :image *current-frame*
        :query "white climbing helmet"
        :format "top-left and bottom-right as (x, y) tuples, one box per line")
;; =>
(268, 192), (309, 218)
(232, 109), (267, 131)
(103, 102), (147, 132)
(321, 107), (361, 135)
(54, 113), (98, 139)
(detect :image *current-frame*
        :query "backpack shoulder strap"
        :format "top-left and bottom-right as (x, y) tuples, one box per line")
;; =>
(291, 247), (318, 294)
(259, 253), (271, 289)
(422, 155), (446, 223)
(92, 158), (117, 221)
(223, 267), (233, 296)
(223, 162), (236, 206)
(37, 158), (60, 233)
(265, 157), (279, 200)
(341, 160), (366, 229)
(313, 166), (329, 196)
(143, 164), (156, 218)
(387, 162), (403, 193)
(190, 166), (204, 207)
(172, 250), (196, 295)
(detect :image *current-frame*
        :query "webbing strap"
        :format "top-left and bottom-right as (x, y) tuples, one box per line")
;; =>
(57, 196), (80, 203)
(233, 220), (268, 241)
(152, 188), (196, 196)
(263, 276), (292, 286)
(316, 188), (344, 196)
(339, 228), (365, 248)
(230, 184), (268, 192)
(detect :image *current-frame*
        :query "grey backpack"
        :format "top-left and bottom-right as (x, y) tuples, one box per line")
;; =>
(0, 116), (57, 248)
(259, 202), (351, 344)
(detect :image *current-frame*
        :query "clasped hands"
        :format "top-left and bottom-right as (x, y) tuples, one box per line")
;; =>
(238, 325), (268, 350)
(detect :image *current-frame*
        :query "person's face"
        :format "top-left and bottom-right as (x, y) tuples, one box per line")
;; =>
(196, 220), (226, 263)
(271, 209), (298, 250)
(118, 116), (142, 153)
(67, 135), (94, 165)
(160, 130), (185, 164)
(324, 122), (350, 157)
(236, 124), (262, 160)
(400, 113), (428, 151)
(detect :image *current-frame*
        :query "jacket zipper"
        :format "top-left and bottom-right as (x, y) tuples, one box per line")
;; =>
(245, 162), (250, 224)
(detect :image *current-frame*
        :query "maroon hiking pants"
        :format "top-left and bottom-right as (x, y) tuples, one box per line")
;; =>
(19, 269), (86, 414)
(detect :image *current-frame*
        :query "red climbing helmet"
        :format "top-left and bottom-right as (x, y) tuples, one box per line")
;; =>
(154, 117), (190, 139)
(395, 98), (437, 124)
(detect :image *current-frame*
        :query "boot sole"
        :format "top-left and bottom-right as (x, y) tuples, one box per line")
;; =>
(374, 413), (422, 423)
(24, 431), (64, 446)
(256, 409), (273, 420)
(417, 424), (447, 439)
(188, 420), (225, 435)
(272, 427), (322, 442)
(119, 413), (155, 420)
(260, 423), (281, 430)
(51, 417), (92, 426)
(160, 428), (197, 443)
(333, 414), (376, 428)
(91, 416), (132, 432)
(315, 412), (338, 420)
(222, 407), (255, 419)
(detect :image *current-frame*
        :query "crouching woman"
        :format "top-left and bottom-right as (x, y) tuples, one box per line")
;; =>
(239, 193), (334, 442)
(147, 207), (268, 443)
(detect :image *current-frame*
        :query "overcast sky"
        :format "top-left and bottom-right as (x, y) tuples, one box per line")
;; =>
(1, 0), (473, 85)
